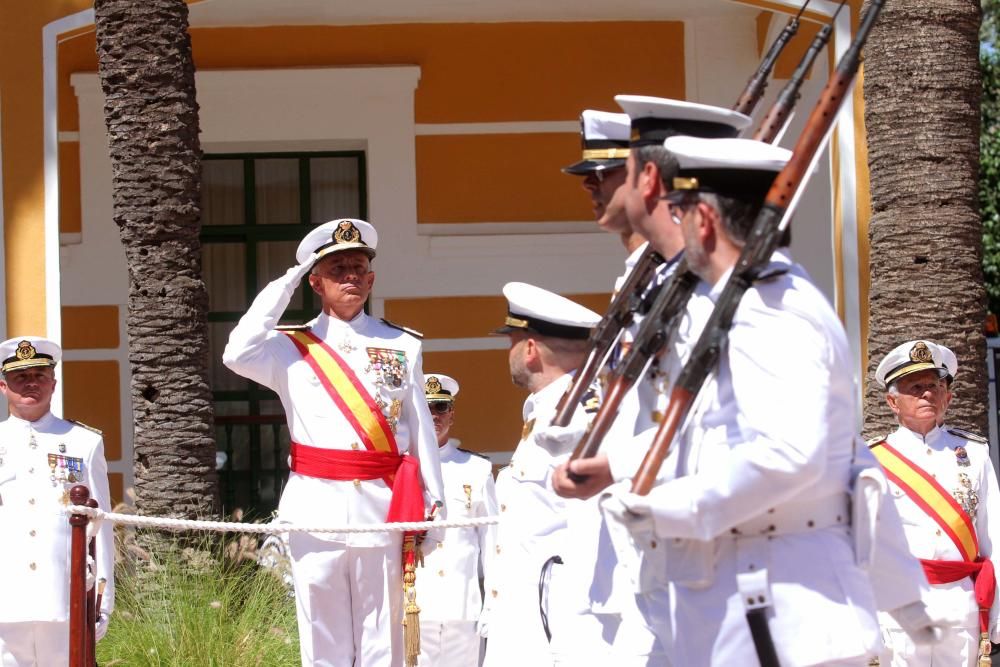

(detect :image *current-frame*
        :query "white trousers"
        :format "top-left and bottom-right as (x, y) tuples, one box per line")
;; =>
(881, 624), (979, 666)
(419, 619), (481, 667)
(289, 532), (403, 667)
(0, 621), (69, 667)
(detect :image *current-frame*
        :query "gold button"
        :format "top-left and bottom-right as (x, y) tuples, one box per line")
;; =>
(927, 448), (932, 455)
(519, 469), (525, 477)
(353, 479), (360, 487)
(351, 442), (360, 451)
(496, 545), (501, 554)
(29, 530), (36, 537)
(500, 504), (507, 512)
(491, 589), (498, 598)
(437, 542), (444, 549)
(936, 529), (942, 536)
(28, 498), (35, 505)
(438, 570), (445, 577)
(29, 563), (36, 570)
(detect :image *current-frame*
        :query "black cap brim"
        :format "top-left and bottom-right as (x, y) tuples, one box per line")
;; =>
(561, 159), (627, 176)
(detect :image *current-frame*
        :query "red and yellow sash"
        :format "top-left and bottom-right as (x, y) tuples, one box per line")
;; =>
(282, 329), (398, 456)
(870, 439), (978, 560)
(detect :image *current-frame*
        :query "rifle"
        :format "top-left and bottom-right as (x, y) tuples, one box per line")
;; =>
(550, 246), (664, 427)
(630, 0), (887, 496)
(753, 0), (847, 144)
(733, 0), (814, 117)
(552, 0), (814, 432)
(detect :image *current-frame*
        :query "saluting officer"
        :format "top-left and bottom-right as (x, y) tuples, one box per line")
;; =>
(0, 336), (114, 664)
(480, 283), (601, 667)
(223, 218), (445, 667)
(417, 373), (497, 667)
(872, 340), (1000, 666)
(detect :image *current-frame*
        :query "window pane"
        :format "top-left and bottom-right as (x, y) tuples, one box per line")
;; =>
(311, 157), (362, 221)
(202, 242), (247, 312)
(257, 240), (308, 312)
(202, 160), (245, 226)
(255, 158), (300, 225)
(207, 321), (244, 391)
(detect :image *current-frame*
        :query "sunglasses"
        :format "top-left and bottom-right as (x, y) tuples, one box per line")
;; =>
(428, 401), (453, 414)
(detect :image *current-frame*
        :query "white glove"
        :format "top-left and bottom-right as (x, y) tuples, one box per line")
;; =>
(534, 423), (582, 454)
(889, 601), (945, 646)
(85, 555), (97, 591)
(287, 253), (320, 283)
(601, 490), (655, 537)
(95, 613), (109, 642)
(476, 607), (490, 638)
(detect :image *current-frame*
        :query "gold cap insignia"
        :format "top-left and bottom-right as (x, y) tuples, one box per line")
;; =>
(909, 341), (933, 364)
(333, 220), (361, 245)
(15, 341), (37, 361)
(425, 377), (442, 395)
(673, 176), (700, 191)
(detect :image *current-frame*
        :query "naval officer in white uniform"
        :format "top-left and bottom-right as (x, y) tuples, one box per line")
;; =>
(0, 336), (114, 665)
(418, 373), (497, 667)
(223, 218), (445, 667)
(480, 282), (601, 667)
(872, 340), (1000, 666)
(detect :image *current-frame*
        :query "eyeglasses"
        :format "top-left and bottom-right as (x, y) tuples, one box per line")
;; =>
(428, 401), (453, 414)
(663, 197), (698, 225)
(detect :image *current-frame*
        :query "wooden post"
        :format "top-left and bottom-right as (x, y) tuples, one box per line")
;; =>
(85, 497), (99, 666)
(68, 485), (90, 667)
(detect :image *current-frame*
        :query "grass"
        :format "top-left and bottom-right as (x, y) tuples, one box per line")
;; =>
(97, 524), (300, 667)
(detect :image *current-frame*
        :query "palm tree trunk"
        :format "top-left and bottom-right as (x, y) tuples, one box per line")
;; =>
(94, 0), (217, 518)
(862, 0), (987, 438)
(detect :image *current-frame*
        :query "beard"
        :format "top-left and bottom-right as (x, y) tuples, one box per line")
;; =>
(509, 351), (531, 390)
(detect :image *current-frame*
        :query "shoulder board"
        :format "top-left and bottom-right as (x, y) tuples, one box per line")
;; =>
(866, 436), (886, 449)
(276, 324), (310, 332)
(69, 420), (103, 435)
(947, 427), (988, 444)
(457, 447), (491, 461)
(754, 267), (790, 284)
(380, 318), (424, 339)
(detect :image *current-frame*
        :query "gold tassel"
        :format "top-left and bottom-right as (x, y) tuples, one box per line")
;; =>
(402, 536), (422, 667)
(978, 632), (992, 667)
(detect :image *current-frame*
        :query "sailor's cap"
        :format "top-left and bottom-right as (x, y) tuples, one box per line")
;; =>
(875, 340), (950, 389)
(492, 282), (601, 340)
(0, 337), (61, 374)
(424, 373), (460, 402)
(296, 218), (378, 265)
(562, 110), (631, 175)
(615, 95), (751, 147)
(662, 136), (790, 204)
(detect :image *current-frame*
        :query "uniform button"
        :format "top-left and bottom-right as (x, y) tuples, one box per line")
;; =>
(491, 589), (498, 598)
(936, 529), (942, 536)
(748, 563), (756, 571)
(500, 504), (507, 512)
(519, 469), (525, 478)
(927, 448), (932, 455)
(29, 563), (36, 570)
(29, 530), (36, 537)
(767, 508), (775, 514)
(496, 545), (501, 554)
(353, 479), (360, 488)
(28, 467), (34, 474)
(438, 570), (445, 577)
(650, 540), (657, 549)
(437, 542), (444, 549)
(351, 442), (360, 451)
(28, 498), (35, 505)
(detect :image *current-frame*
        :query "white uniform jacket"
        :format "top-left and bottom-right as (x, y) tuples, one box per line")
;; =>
(420, 439), (497, 622)
(482, 373), (591, 667)
(880, 424), (1000, 641)
(222, 265), (445, 546)
(619, 257), (881, 666)
(0, 412), (114, 622)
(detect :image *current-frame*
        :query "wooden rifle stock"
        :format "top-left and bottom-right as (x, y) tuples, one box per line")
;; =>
(732, 0), (812, 116)
(567, 263), (700, 471)
(753, 5), (841, 143)
(551, 246), (664, 427)
(629, 0), (886, 495)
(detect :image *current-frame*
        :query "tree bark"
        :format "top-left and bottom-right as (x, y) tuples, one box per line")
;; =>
(862, 0), (987, 438)
(94, 0), (217, 517)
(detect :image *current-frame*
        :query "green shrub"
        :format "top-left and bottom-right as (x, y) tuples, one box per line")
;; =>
(97, 530), (299, 666)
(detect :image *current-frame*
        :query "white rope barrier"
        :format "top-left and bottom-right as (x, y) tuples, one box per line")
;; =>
(65, 505), (498, 534)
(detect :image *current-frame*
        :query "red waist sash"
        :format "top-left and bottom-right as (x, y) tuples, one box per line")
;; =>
(290, 442), (426, 524)
(921, 557), (996, 633)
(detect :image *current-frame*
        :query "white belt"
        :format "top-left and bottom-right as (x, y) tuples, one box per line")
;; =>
(728, 493), (850, 538)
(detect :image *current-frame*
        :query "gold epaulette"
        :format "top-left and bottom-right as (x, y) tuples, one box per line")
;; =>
(276, 324), (310, 332)
(381, 318), (424, 339)
(947, 427), (988, 444)
(70, 420), (103, 435)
